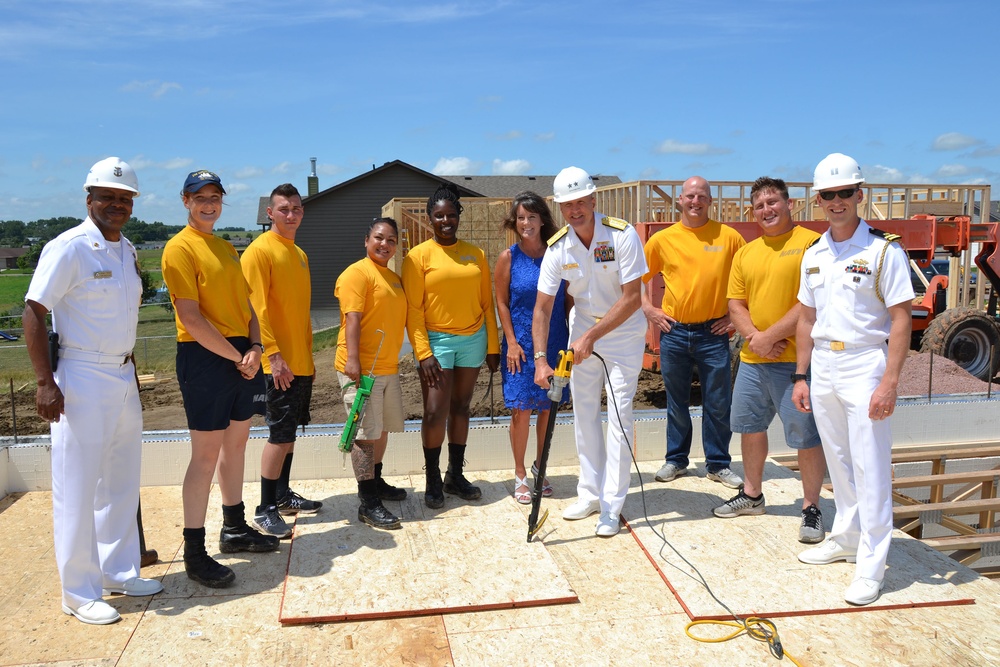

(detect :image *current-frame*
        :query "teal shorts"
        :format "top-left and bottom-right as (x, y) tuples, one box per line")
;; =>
(428, 325), (487, 369)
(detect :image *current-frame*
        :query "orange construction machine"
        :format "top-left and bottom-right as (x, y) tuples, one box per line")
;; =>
(636, 215), (1000, 381)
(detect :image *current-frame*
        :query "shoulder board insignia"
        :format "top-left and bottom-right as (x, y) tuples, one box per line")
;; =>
(547, 226), (569, 246)
(807, 237), (820, 249)
(602, 216), (629, 231)
(869, 228), (902, 243)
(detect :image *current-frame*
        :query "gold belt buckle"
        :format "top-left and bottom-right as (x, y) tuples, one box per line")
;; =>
(830, 341), (845, 351)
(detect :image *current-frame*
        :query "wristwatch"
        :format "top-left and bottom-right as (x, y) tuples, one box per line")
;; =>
(250, 342), (264, 352)
(790, 373), (808, 383)
(534, 351), (546, 360)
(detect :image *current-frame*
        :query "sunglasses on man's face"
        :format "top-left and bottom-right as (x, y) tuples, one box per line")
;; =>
(818, 187), (859, 201)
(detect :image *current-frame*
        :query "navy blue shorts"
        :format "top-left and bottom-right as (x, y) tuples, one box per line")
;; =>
(264, 374), (313, 444)
(176, 337), (266, 431)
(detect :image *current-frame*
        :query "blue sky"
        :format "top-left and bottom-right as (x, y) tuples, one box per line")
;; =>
(1, 0), (998, 229)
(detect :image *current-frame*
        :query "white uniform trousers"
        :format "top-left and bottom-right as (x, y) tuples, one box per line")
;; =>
(51, 358), (142, 608)
(568, 312), (645, 517)
(809, 346), (893, 581)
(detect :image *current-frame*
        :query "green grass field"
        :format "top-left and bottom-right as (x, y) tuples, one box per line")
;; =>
(0, 317), (339, 383)
(0, 274), (32, 314)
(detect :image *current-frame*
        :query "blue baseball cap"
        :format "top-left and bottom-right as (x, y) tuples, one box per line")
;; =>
(183, 170), (227, 195)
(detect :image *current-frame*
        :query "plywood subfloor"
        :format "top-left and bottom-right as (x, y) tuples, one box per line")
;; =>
(280, 476), (578, 623)
(623, 461), (976, 619)
(2, 465), (1000, 666)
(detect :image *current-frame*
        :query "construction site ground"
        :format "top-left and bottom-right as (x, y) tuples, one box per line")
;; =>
(2, 462), (999, 667)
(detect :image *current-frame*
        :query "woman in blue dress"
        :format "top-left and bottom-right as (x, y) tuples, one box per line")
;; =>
(494, 191), (571, 504)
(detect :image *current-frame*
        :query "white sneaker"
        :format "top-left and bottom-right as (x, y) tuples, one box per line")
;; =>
(103, 576), (164, 597)
(595, 512), (621, 537)
(562, 498), (600, 521)
(706, 467), (743, 489)
(797, 538), (857, 565)
(845, 577), (884, 605)
(62, 599), (121, 625)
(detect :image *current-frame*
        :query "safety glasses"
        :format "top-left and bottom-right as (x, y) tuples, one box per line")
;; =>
(818, 187), (859, 201)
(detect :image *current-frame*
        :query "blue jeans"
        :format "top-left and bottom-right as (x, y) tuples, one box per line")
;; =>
(659, 323), (732, 472)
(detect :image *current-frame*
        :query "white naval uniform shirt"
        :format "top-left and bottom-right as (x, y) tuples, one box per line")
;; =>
(797, 219), (914, 346)
(538, 213), (648, 338)
(26, 217), (142, 355)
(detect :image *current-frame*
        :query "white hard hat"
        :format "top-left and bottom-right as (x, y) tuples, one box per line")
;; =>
(552, 166), (596, 203)
(813, 153), (864, 191)
(83, 157), (140, 196)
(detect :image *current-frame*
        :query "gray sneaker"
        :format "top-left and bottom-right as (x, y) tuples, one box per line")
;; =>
(655, 462), (688, 482)
(250, 505), (292, 539)
(713, 487), (765, 518)
(707, 467), (743, 489)
(799, 504), (825, 544)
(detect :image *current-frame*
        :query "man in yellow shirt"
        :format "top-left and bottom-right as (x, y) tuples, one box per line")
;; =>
(642, 176), (745, 488)
(714, 177), (826, 545)
(241, 184), (321, 539)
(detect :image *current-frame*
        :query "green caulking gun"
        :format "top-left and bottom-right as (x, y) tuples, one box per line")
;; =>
(338, 329), (385, 453)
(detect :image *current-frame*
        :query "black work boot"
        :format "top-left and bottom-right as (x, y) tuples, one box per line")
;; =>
(219, 502), (280, 553)
(443, 443), (481, 500)
(183, 527), (235, 588)
(374, 462), (407, 501)
(423, 447), (445, 509)
(358, 479), (402, 530)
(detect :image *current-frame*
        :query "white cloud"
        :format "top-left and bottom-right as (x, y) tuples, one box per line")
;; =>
(432, 157), (478, 175)
(931, 132), (982, 151)
(639, 167), (661, 179)
(492, 159), (530, 175)
(967, 145), (1000, 158)
(162, 157), (193, 170)
(535, 132), (555, 142)
(121, 79), (182, 98)
(317, 163), (344, 177)
(235, 166), (265, 179)
(226, 182), (252, 194)
(862, 164), (904, 182)
(654, 139), (731, 155)
(272, 161), (293, 174)
(127, 154), (192, 170)
(936, 164), (972, 178)
(492, 130), (522, 141)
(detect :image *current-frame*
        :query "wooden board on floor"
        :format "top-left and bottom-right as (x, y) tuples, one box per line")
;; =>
(279, 475), (579, 624)
(623, 461), (977, 620)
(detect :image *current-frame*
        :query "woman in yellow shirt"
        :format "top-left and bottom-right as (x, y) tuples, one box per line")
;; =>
(161, 170), (277, 590)
(335, 218), (408, 530)
(402, 184), (500, 509)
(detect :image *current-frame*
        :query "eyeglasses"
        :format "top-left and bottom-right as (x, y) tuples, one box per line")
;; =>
(818, 187), (859, 201)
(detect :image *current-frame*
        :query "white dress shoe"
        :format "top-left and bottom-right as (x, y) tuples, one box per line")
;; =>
(595, 512), (621, 537)
(62, 599), (121, 625)
(562, 498), (600, 521)
(797, 538), (857, 565)
(845, 577), (884, 605)
(103, 576), (164, 597)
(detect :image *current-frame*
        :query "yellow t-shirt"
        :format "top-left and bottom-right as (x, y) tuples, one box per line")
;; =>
(162, 225), (252, 342)
(241, 231), (315, 376)
(643, 220), (745, 323)
(334, 257), (407, 375)
(401, 239), (500, 361)
(728, 225), (820, 364)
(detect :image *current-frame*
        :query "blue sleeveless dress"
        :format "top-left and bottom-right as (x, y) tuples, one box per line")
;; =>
(500, 244), (570, 410)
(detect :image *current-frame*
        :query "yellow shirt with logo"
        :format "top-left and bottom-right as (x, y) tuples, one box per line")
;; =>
(335, 257), (407, 375)
(402, 238), (500, 361)
(162, 225), (252, 342)
(643, 220), (745, 323)
(241, 231), (315, 376)
(728, 225), (820, 364)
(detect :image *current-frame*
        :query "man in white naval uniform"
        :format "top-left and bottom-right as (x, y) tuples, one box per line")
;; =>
(533, 166), (647, 537)
(24, 157), (163, 625)
(791, 153), (913, 606)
